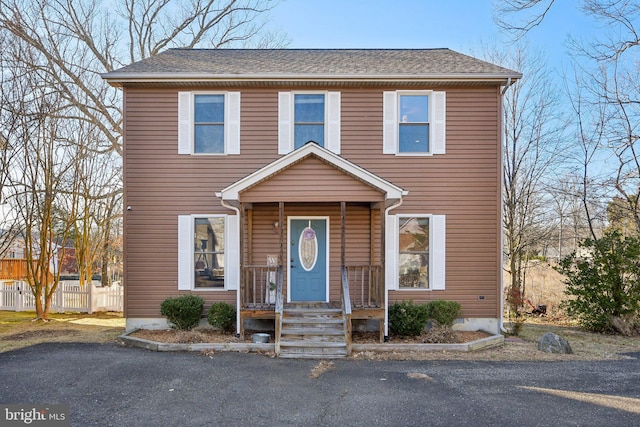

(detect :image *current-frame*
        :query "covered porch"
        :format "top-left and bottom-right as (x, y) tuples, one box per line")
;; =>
(218, 144), (406, 356)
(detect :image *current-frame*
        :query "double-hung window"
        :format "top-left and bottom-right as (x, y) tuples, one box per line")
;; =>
(178, 215), (239, 291)
(398, 216), (430, 288)
(278, 91), (341, 154)
(178, 91), (241, 155)
(386, 214), (446, 290)
(383, 90), (446, 155)
(193, 217), (225, 288)
(399, 95), (430, 153)
(194, 94), (224, 153)
(294, 94), (325, 149)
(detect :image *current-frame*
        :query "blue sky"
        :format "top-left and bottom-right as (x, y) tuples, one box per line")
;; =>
(269, 0), (597, 73)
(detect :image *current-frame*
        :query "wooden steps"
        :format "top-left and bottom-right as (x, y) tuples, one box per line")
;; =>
(278, 307), (348, 359)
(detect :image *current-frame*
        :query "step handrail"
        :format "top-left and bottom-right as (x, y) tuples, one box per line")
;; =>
(275, 265), (283, 356)
(341, 265), (353, 355)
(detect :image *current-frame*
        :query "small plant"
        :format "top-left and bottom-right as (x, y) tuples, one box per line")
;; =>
(160, 294), (204, 330)
(389, 300), (430, 336)
(427, 300), (461, 328)
(207, 302), (236, 334)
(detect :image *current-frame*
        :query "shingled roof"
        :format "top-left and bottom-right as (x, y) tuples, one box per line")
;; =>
(103, 48), (521, 86)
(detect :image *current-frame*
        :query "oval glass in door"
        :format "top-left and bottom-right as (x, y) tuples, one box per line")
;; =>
(299, 226), (318, 271)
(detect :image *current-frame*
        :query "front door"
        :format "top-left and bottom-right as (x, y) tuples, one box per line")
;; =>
(289, 218), (328, 302)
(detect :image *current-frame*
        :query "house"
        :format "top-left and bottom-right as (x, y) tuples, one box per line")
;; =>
(103, 49), (521, 356)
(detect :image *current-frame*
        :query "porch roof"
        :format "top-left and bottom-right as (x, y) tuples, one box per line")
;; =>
(217, 143), (407, 205)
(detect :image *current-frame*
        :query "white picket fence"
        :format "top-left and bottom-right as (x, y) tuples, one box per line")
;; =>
(0, 280), (123, 313)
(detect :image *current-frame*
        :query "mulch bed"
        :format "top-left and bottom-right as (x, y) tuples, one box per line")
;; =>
(130, 328), (491, 344)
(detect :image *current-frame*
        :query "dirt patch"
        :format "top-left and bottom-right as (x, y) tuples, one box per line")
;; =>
(131, 327), (249, 344)
(352, 330), (490, 344)
(309, 360), (335, 378)
(131, 328), (488, 346)
(1, 329), (80, 341)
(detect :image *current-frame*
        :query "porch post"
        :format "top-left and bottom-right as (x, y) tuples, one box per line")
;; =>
(380, 204), (387, 342)
(278, 202), (284, 270)
(341, 202), (346, 266)
(247, 208), (253, 265)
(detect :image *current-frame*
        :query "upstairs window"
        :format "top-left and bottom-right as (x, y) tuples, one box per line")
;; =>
(383, 90), (446, 156)
(399, 95), (429, 153)
(279, 91), (341, 154)
(178, 91), (240, 155)
(294, 94), (325, 149)
(194, 94), (224, 153)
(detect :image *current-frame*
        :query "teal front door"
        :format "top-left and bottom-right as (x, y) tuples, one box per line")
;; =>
(289, 218), (328, 302)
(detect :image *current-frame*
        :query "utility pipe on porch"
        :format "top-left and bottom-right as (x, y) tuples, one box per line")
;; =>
(219, 198), (242, 336)
(384, 198), (404, 340)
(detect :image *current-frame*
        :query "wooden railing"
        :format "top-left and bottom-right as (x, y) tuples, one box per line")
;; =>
(341, 266), (353, 355)
(241, 264), (281, 309)
(344, 264), (383, 308)
(0, 259), (28, 280)
(274, 267), (284, 356)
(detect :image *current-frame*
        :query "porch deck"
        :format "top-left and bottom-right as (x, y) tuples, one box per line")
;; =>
(239, 265), (385, 349)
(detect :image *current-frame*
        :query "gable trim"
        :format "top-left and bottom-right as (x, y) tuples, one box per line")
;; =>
(218, 143), (407, 202)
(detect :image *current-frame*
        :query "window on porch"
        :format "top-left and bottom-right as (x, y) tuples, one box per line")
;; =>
(193, 218), (225, 288)
(398, 216), (429, 288)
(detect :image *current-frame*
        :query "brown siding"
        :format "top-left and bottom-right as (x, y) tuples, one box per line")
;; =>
(123, 85), (502, 320)
(241, 157), (385, 202)
(248, 203), (373, 302)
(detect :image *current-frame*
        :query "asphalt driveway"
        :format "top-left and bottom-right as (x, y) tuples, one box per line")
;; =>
(1, 343), (639, 426)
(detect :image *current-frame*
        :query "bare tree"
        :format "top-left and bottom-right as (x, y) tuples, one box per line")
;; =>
(494, 0), (556, 40)
(4, 41), (81, 319)
(71, 125), (122, 286)
(0, 0), (284, 156)
(0, 0), (283, 295)
(495, 0), (640, 236)
(0, 32), (20, 258)
(482, 44), (565, 318)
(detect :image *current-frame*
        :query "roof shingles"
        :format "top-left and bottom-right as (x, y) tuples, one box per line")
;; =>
(105, 48), (521, 79)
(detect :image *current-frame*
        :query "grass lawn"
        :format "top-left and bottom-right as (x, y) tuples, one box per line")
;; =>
(0, 311), (125, 353)
(1, 310), (640, 361)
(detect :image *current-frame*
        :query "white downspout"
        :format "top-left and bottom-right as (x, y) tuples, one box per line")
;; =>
(384, 197), (405, 340)
(499, 78), (513, 334)
(219, 195), (242, 336)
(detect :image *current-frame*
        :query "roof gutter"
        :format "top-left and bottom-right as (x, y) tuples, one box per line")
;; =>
(101, 72), (523, 87)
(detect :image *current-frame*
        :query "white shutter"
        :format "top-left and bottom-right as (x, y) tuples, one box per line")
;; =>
(431, 91), (446, 154)
(383, 91), (398, 154)
(278, 92), (293, 154)
(385, 214), (399, 290)
(226, 92), (241, 154)
(177, 215), (193, 290)
(326, 91), (341, 154)
(430, 215), (446, 290)
(225, 215), (239, 290)
(178, 92), (192, 154)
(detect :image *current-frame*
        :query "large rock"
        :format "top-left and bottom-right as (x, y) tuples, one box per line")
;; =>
(537, 332), (573, 354)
